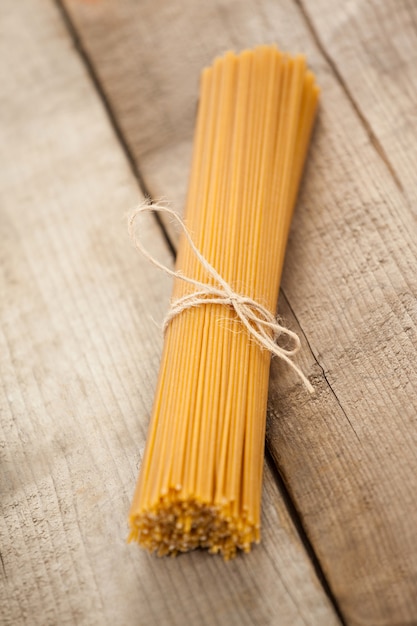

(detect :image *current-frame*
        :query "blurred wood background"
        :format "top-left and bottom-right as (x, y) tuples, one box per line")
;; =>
(1, 0), (416, 624)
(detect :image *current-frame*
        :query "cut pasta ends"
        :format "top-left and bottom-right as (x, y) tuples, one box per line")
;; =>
(128, 45), (319, 560)
(128, 494), (259, 560)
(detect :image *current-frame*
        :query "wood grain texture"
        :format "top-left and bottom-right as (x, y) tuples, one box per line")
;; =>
(299, 0), (417, 208)
(0, 1), (340, 625)
(60, 0), (417, 624)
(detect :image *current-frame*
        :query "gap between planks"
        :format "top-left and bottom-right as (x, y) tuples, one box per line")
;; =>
(265, 448), (347, 626)
(293, 0), (404, 194)
(54, 0), (176, 261)
(53, 0), (346, 621)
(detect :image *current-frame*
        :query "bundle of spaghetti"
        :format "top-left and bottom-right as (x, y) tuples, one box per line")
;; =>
(129, 45), (319, 559)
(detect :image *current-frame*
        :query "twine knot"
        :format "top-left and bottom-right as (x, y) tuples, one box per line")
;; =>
(129, 202), (314, 393)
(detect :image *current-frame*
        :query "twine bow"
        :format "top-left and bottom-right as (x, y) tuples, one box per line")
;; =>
(128, 202), (313, 393)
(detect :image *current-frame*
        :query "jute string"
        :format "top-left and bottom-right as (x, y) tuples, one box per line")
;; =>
(128, 202), (314, 393)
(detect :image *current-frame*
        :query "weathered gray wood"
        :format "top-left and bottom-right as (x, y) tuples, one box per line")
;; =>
(299, 0), (417, 210)
(60, 0), (417, 623)
(0, 1), (340, 625)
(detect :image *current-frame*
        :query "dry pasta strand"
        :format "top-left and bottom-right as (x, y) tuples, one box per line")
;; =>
(128, 45), (319, 560)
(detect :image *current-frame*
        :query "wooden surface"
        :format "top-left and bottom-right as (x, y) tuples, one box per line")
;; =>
(0, 2), (339, 626)
(1, 0), (417, 624)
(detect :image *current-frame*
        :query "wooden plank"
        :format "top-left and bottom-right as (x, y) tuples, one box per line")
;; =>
(60, 0), (417, 624)
(0, 1), (340, 625)
(298, 0), (417, 208)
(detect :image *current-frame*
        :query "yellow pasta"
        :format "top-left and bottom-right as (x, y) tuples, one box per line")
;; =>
(129, 45), (319, 559)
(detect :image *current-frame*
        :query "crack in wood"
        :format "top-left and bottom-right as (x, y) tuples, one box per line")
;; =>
(281, 290), (361, 442)
(0, 551), (7, 580)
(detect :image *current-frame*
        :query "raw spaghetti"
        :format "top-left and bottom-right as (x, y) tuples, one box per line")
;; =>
(128, 45), (319, 559)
